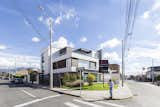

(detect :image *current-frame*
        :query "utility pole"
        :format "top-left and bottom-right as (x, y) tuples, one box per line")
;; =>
(38, 5), (54, 89)
(14, 57), (17, 74)
(49, 19), (53, 89)
(121, 40), (124, 87)
(151, 59), (154, 84)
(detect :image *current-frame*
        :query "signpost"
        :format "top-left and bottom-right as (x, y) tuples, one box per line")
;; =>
(99, 60), (109, 87)
(77, 67), (84, 97)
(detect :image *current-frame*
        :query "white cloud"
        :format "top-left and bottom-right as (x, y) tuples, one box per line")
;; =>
(38, 16), (44, 22)
(155, 23), (160, 34)
(64, 8), (77, 20)
(55, 16), (62, 25)
(142, 11), (150, 19)
(152, 0), (160, 11)
(103, 52), (121, 62)
(69, 42), (75, 48)
(80, 36), (87, 43)
(38, 7), (77, 27)
(38, 16), (54, 28)
(125, 42), (160, 75)
(47, 3), (79, 26)
(99, 38), (121, 49)
(128, 46), (160, 59)
(0, 45), (7, 50)
(45, 17), (54, 27)
(53, 36), (75, 48)
(0, 52), (40, 68)
(24, 19), (29, 26)
(142, 1), (160, 19)
(32, 37), (40, 43)
(97, 35), (104, 39)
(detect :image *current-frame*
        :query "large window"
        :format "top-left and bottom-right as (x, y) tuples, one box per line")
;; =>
(78, 60), (89, 69)
(71, 58), (78, 67)
(58, 60), (66, 68)
(53, 59), (66, 69)
(89, 61), (96, 69)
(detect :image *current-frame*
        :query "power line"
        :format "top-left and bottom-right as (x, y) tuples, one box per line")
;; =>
(12, 1), (49, 43)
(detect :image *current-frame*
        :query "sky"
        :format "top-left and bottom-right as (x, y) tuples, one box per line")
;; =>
(0, 0), (160, 75)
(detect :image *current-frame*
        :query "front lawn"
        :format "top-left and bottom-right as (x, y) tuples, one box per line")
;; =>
(82, 83), (118, 90)
(62, 83), (118, 90)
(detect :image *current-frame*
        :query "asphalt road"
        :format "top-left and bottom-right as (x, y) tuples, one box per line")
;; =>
(0, 80), (160, 107)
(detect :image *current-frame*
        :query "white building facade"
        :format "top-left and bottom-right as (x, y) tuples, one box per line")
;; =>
(40, 47), (101, 86)
(41, 47), (99, 74)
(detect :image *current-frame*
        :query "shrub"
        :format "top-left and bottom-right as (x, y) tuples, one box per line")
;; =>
(62, 73), (80, 86)
(87, 73), (96, 86)
(156, 75), (160, 81)
(63, 73), (70, 84)
(65, 80), (83, 87)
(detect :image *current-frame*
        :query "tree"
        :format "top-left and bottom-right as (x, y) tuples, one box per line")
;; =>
(87, 73), (96, 86)
(28, 69), (37, 84)
(156, 75), (160, 81)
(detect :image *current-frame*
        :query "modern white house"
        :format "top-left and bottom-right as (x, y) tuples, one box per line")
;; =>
(146, 66), (160, 80)
(40, 46), (101, 86)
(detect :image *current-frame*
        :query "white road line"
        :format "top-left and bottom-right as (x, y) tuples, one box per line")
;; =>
(14, 94), (61, 107)
(21, 90), (36, 98)
(64, 102), (80, 107)
(98, 101), (125, 107)
(73, 99), (103, 107)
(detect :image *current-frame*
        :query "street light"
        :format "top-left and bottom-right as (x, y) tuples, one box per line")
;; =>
(39, 5), (54, 89)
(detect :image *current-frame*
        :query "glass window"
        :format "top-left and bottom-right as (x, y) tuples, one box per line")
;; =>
(78, 60), (89, 69)
(53, 62), (57, 69)
(72, 58), (78, 67)
(52, 60), (66, 69)
(90, 61), (96, 69)
(58, 60), (66, 68)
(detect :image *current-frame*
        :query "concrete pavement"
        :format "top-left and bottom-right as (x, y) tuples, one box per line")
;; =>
(1, 80), (160, 107)
(52, 83), (133, 101)
(0, 80), (126, 107)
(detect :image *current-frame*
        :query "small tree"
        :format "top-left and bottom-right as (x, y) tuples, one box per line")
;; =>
(156, 75), (160, 81)
(87, 73), (96, 86)
(28, 69), (37, 84)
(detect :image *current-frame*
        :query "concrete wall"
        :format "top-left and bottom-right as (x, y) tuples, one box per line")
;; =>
(42, 47), (99, 74)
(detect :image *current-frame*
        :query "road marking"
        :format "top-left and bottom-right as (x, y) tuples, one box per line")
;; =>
(73, 99), (103, 107)
(14, 94), (61, 107)
(64, 102), (80, 107)
(98, 101), (125, 107)
(21, 90), (36, 98)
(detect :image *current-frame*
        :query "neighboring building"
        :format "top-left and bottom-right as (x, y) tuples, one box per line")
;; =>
(146, 66), (160, 80)
(109, 64), (120, 73)
(41, 47), (101, 86)
(15, 68), (40, 84)
(102, 64), (120, 82)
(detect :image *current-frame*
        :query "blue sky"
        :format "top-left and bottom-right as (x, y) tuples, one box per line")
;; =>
(0, 0), (160, 75)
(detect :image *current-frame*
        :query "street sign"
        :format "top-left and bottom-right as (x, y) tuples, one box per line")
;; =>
(99, 60), (109, 73)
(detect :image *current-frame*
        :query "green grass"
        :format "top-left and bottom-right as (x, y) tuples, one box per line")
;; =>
(82, 83), (118, 90)
(62, 83), (118, 90)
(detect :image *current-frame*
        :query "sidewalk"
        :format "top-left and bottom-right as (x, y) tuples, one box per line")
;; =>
(51, 84), (133, 101)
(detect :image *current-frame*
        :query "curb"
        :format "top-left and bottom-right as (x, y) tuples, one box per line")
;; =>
(51, 89), (80, 97)
(82, 96), (133, 102)
(27, 84), (133, 101)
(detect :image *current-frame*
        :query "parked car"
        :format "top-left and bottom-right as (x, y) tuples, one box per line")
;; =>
(3, 77), (9, 80)
(10, 78), (15, 83)
(14, 78), (24, 84)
